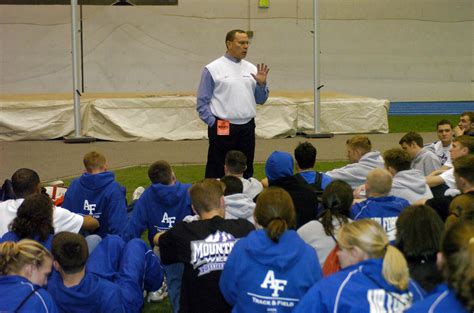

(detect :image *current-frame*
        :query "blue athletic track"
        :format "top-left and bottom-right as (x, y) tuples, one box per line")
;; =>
(389, 101), (474, 116)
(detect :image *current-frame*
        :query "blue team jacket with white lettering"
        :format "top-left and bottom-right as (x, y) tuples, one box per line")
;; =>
(351, 196), (410, 242)
(0, 275), (58, 313)
(123, 181), (193, 247)
(219, 229), (323, 313)
(62, 172), (127, 237)
(294, 258), (425, 313)
(405, 283), (468, 313)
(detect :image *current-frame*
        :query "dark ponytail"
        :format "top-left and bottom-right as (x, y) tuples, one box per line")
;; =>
(320, 180), (353, 236)
(255, 187), (295, 243)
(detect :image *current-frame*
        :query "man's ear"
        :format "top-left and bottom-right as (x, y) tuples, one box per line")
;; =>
(386, 166), (396, 176)
(53, 260), (61, 272)
(436, 252), (445, 272)
(220, 195), (225, 210)
(191, 204), (198, 216)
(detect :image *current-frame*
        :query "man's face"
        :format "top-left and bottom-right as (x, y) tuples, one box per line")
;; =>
(459, 115), (473, 133)
(437, 124), (453, 145)
(346, 146), (360, 163)
(450, 141), (468, 160)
(400, 142), (418, 159)
(226, 32), (249, 60)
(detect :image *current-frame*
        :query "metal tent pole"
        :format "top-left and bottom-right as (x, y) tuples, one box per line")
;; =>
(301, 0), (333, 138)
(65, 0), (94, 143)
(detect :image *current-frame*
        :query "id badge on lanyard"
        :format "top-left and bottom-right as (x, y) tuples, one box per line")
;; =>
(217, 120), (230, 136)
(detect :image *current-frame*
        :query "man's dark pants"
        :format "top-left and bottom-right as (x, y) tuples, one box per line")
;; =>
(205, 118), (255, 179)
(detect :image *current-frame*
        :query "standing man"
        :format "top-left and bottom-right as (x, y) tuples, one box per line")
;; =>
(197, 29), (270, 179)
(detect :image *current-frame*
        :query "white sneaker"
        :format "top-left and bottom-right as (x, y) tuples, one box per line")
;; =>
(132, 186), (145, 201)
(147, 282), (168, 302)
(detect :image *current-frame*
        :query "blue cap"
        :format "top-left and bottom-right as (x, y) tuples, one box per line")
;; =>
(265, 151), (294, 182)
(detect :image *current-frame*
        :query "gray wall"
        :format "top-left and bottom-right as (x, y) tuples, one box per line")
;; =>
(1, 0), (472, 101)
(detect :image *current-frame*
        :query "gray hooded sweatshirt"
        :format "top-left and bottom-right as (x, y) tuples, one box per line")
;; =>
(325, 151), (385, 188)
(411, 148), (442, 176)
(224, 193), (256, 225)
(390, 169), (433, 203)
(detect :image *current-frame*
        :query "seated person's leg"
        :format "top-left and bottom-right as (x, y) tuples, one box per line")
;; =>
(85, 234), (102, 254)
(164, 263), (184, 313)
(87, 234), (125, 281)
(118, 238), (164, 313)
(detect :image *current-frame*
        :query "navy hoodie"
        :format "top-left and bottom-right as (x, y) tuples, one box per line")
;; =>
(219, 229), (322, 312)
(123, 181), (193, 247)
(63, 172), (127, 237)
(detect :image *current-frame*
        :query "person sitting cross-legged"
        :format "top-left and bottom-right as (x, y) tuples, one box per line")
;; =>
(382, 148), (433, 204)
(47, 232), (163, 313)
(293, 141), (332, 192)
(219, 187), (323, 312)
(155, 179), (255, 313)
(294, 219), (425, 313)
(221, 175), (256, 225)
(123, 160), (194, 309)
(399, 132), (442, 176)
(265, 151), (319, 228)
(224, 150), (263, 201)
(405, 220), (473, 313)
(62, 151), (127, 237)
(0, 168), (99, 238)
(325, 135), (385, 189)
(424, 119), (454, 166)
(0, 240), (58, 313)
(0, 194), (55, 251)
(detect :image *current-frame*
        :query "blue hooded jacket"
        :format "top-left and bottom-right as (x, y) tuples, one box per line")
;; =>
(405, 283), (468, 312)
(62, 172), (127, 237)
(47, 235), (163, 313)
(294, 258), (425, 313)
(123, 181), (193, 247)
(48, 271), (125, 313)
(0, 275), (58, 313)
(219, 229), (322, 312)
(351, 196), (410, 242)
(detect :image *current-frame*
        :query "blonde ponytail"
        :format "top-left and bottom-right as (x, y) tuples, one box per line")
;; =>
(338, 220), (410, 290)
(382, 245), (409, 290)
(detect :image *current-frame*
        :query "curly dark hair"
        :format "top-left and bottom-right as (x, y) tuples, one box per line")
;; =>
(10, 193), (54, 242)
